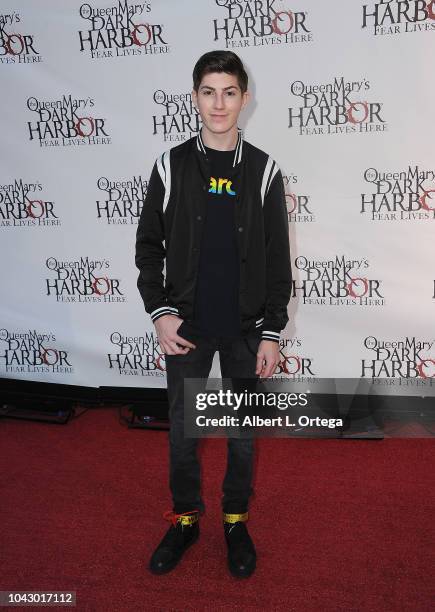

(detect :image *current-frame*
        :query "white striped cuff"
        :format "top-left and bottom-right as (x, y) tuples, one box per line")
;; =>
(261, 330), (280, 343)
(150, 305), (179, 322)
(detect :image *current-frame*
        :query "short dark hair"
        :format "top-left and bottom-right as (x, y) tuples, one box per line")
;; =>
(192, 50), (248, 93)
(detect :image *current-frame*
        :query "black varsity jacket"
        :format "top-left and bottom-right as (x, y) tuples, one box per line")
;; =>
(135, 127), (292, 343)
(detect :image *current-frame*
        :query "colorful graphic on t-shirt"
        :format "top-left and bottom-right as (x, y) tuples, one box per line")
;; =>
(209, 177), (236, 196)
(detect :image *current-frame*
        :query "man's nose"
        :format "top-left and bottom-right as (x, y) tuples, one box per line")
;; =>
(213, 94), (225, 109)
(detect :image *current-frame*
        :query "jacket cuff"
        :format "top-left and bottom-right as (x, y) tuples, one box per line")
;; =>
(150, 304), (180, 323)
(261, 329), (280, 343)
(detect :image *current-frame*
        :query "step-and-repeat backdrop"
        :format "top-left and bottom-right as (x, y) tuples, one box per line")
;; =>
(1, 1), (434, 392)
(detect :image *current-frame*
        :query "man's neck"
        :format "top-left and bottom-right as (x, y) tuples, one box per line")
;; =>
(201, 125), (238, 151)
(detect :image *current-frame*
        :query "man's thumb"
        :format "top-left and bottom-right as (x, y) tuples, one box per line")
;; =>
(256, 351), (264, 375)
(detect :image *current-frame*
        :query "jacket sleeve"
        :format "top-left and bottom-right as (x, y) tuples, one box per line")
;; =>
(135, 158), (179, 324)
(261, 165), (292, 343)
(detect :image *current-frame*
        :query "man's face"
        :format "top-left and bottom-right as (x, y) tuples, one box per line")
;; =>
(192, 71), (249, 136)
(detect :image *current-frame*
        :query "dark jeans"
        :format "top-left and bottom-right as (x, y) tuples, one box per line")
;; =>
(165, 328), (262, 515)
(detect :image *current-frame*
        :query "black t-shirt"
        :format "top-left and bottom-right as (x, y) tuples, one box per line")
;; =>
(192, 145), (241, 338)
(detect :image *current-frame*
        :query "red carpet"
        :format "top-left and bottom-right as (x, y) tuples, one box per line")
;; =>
(0, 406), (433, 611)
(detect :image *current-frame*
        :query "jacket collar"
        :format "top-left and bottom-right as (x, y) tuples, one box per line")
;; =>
(196, 126), (244, 168)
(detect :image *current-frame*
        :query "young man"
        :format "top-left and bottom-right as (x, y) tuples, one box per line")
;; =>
(135, 50), (292, 578)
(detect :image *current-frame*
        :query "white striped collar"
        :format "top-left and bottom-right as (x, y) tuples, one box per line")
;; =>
(196, 127), (244, 168)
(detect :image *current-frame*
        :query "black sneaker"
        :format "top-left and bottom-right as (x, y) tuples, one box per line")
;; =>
(223, 512), (256, 578)
(149, 510), (200, 575)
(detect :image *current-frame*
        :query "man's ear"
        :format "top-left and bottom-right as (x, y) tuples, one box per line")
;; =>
(242, 89), (250, 110)
(191, 89), (197, 110)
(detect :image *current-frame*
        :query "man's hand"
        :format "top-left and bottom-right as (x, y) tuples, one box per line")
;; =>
(155, 315), (197, 355)
(256, 339), (280, 378)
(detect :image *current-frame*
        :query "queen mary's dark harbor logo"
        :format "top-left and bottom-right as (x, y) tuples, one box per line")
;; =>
(292, 255), (385, 306)
(275, 337), (316, 381)
(26, 95), (111, 148)
(107, 331), (165, 376)
(44, 256), (126, 303)
(212, 0), (313, 48)
(362, 335), (435, 383)
(152, 89), (201, 142)
(287, 77), (387, 137)
(283, 173), (315, 223)
(0, 178), (60, 228)
(362, 0), (435, 36)
(361, 165), (435, 221)
(0, 328), (73, 375)
(0, 10), (41, 64)
(95, 173), (146, 225)
(78, 0), (170, 59)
